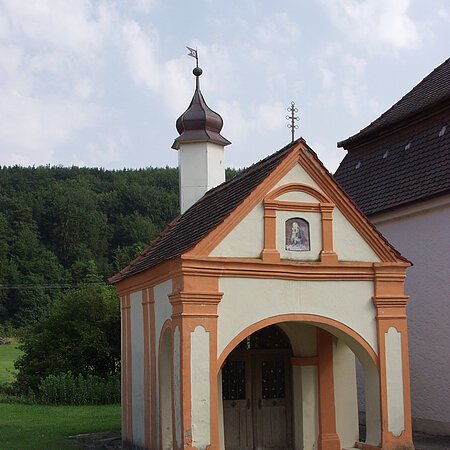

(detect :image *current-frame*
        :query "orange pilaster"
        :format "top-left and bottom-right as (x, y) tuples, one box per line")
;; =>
(170, 274), (223, 450)
(317, 328), (341, 450)
(373, 264), (414, 450)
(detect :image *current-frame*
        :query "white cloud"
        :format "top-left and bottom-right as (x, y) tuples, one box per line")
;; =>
(438, 6), (450, 23)
(322, 0), (422, 51)
(121, 19), (161, 91)
(0, 0), (114, 165)
(218, 100), (285, 151)
(255, 12), (301, 45)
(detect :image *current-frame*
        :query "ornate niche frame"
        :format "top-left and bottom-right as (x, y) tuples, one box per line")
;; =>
(261, 183), (338, 264)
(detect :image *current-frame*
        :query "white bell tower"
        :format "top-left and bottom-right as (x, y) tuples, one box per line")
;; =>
(172, 66), (231, 213)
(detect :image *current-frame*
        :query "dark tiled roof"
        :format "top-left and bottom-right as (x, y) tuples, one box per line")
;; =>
(334, 115), (450, 216)
(110, 140), (298, 282)
(338, 58), (450, 148)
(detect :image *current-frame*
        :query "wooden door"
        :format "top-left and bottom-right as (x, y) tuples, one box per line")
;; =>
(254, 352), (293, 449)
(222, 348), (293, 450)
(222, 354), (253, 449)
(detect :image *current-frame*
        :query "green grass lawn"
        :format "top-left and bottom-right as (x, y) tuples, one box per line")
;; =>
(0, 342), (121, 449)
(0, 341), (22, 384)
(0, 402), (121, 449)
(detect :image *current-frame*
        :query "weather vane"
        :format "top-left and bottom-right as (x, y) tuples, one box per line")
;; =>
(187, 46), (202, 87)
(187, 46), (199, 68)
(286, 101), (299, 142)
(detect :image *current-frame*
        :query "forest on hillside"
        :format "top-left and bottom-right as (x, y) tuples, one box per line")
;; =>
(0, 165), (180, 327)
(0, 165), (239, 328)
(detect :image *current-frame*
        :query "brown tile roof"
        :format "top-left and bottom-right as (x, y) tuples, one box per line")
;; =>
(334, 112), (450, 216)
(338, 58), (450, 148)
(109, 140), (298, 283)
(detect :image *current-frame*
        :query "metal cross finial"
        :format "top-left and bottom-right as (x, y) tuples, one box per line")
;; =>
(286, 101), (299, 142)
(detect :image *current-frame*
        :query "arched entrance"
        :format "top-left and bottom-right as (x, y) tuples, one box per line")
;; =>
(221, 325), (294, 450)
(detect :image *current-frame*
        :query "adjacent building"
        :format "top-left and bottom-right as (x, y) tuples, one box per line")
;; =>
(335, 57), (450, 436)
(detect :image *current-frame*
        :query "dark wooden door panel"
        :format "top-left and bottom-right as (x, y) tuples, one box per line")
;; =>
(223, 356), (253, 449)
(222, 326), (293, 450)
(254, 354), (293, 450)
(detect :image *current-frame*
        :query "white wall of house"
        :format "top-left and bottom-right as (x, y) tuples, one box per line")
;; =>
(371, 194), (450, 433)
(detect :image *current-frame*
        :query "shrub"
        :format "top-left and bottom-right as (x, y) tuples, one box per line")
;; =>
(15, 283), (120, 393)
(37, 371), (120, 405)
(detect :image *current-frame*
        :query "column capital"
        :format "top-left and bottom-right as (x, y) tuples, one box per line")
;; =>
(169, 291), (223, 319)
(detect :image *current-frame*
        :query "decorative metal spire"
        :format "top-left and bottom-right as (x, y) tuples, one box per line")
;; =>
(171, 46), (231, 150)
(286, 101), (299, 142)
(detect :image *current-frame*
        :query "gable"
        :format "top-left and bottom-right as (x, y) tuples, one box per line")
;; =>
(110, 139), (407, 285)
(210, 160), (381, 262)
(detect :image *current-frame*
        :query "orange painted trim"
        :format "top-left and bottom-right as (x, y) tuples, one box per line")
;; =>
(142, 290), (151, 449)
(291, 356), (319, 366)
(317, 328), (340, 450)
(266, 181), (331, 202)
(372, 264), (414, 450)
(265, 199), (322, 212)
(217, 313), (378, 370)
(148, 288), (157, 450)
(180, 255), (378, 281)
(120, 296), (127, 442)
(261, 205), (280, 262)
(114, 259), (181, 296)
(169, 291), (223, 318)
(263, 182), (338, 264)
(320, 204), (338, 263)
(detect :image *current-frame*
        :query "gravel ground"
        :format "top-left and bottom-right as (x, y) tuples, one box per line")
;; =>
(69, 430), (450, 449)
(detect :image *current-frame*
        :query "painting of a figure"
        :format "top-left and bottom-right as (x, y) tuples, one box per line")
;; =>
(285, 218), (310, 251)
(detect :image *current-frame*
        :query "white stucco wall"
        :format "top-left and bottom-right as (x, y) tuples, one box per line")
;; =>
(385, 327), (405, 437)
(217, 278), (377, 359)
(191, 325), (211, 449)
(179, 142), (225, 213)
(210, 202), (264, 258)
(333, 338), (359, 447)
(279, 322), (318, 449)
(130, 290), (145, 447)
(173, 326), (181, 448)
(333, 208), (381, 262)
(301, 366), (319, 450)
(372, 196), (450, 429)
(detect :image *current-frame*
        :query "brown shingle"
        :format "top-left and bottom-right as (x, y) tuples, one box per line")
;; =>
(335, 110), (450, 216)
(110, 140), (298, 283)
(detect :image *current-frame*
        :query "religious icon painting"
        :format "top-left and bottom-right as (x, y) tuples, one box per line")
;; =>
(285, 218), (310, 251)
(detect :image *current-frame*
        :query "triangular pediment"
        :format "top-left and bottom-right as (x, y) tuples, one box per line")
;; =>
(187, 140), (407, 264)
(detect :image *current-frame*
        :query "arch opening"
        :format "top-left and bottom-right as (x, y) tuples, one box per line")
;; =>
(218, 317), (381, 449)
(159, 327), (173, 450)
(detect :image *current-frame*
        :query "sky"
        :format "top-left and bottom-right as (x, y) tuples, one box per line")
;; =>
(0, 0), (449, 173)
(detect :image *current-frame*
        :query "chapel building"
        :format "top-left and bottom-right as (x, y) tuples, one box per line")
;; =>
(110, 66), (415, 450)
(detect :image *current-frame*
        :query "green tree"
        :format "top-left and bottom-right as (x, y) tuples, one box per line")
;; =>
(15, 283), (120, 393)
